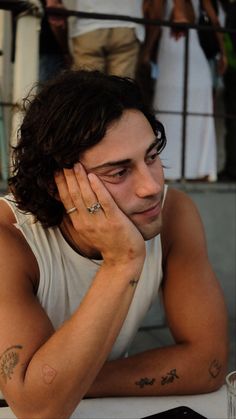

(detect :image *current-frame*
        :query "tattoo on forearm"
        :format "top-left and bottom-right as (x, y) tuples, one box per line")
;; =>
(208, 359), (222, 378)
(161, 368), (180, 385)
(42, 364), (57, 384)
(135, 377), (155, 388)
(129, 279), (139, 287)
(0, 345), (23, 383)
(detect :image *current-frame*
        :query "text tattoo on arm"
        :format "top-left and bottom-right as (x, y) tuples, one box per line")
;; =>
(135, 377), (156, 388)
(0, 345), (23, 383)
(161, 369), (180, 385)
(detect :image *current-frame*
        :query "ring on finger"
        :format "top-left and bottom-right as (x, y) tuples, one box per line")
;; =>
(87, 202), (102, 214)
(66, 207), (77, 214)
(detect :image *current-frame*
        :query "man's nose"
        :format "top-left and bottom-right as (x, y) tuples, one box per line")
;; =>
(135, 165), (161, 198)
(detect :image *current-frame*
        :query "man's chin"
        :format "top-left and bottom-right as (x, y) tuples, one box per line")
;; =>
(137, 218), (163, 241)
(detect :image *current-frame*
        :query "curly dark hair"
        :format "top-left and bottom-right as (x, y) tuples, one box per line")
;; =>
(9, 69), (166, 227)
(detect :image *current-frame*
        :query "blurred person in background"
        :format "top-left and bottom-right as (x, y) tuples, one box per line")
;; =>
(39, 0), (72, 82)
(137, 0), (190, 107)
(69, 0), (144, 78)
(218, 0), (236, 181)
(145, 0), (227, 181)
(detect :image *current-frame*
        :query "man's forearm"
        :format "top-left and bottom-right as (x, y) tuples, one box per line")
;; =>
(87, 343), (227, 397)
(7, 264), (142, 418)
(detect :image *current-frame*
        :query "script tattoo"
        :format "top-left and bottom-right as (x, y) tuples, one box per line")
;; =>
(208, 359), (222, 378)
(129, 279), (139, 287)
(0, 345), (23, 383)
(135, 377), (155, 388)
(161, 369), (180, 385)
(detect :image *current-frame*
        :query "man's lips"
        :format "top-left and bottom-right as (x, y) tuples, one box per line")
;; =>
(132, 201), (162, 217)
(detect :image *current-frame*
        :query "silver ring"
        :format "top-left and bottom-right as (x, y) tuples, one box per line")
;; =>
(66, 207), (77, 215)
(87, 202), (102, 214)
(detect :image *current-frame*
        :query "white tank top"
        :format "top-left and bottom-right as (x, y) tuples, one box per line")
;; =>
(1, 188), (166, 360)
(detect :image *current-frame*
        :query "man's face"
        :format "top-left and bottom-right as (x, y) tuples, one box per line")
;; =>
(80, 110), (165, 240)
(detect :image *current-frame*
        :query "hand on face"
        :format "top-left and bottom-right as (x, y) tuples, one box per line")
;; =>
(54, 163), (146, 270)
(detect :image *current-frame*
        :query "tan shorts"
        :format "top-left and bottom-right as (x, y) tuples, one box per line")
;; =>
(72, 27), (140, 78)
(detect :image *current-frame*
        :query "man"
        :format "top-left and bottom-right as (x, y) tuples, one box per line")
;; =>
(0, 70), (228, 418)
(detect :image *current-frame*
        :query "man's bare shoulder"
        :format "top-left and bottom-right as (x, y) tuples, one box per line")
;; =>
(164, 186), (198, 210)
(163, 187), (201, 227)
(161, 187), (205, 253)
(0, 198), (17, 224)
(0, 199), (39, 287)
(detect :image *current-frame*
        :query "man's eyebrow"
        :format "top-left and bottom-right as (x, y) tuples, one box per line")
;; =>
(87, 138), (158, 171)
(146, 138), (159, 154)
(88, 159), (131, 171)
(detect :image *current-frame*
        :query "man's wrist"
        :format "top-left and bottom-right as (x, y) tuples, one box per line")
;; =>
(101, 257), (145, 282)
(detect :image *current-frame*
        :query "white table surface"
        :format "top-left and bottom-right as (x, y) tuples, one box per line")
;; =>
(0, 385), (227, 419)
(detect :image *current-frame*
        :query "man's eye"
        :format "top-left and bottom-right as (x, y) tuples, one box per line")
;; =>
(97, 168), (129, 184)
(147, 151), (159, 163)
(110, 168), (128, 178)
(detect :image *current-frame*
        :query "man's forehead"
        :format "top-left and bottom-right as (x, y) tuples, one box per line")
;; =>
(81, 137), (158, 172)
(80, 109), (158, 168)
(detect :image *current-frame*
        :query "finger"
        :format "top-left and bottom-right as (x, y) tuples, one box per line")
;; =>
(54, 171), (76, 213)
(87, 173), (119, 218)
(74, 163), (99, 209)
(62, 167), (86, 213)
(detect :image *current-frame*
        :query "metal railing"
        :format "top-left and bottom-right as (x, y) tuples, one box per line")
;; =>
(0, 0), (42, 15)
